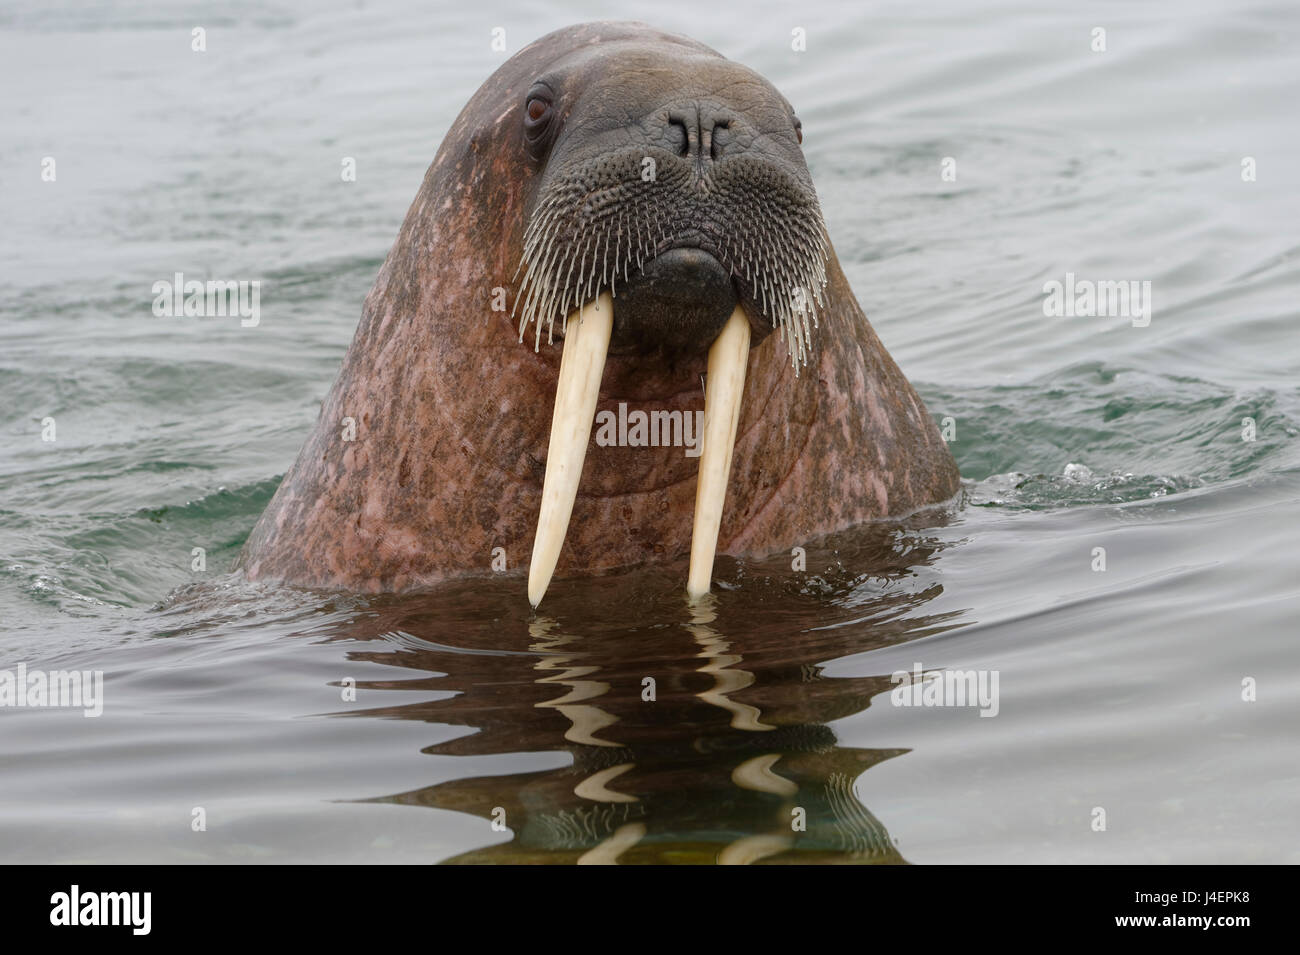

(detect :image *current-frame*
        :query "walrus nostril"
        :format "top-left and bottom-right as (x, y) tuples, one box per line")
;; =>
(664, 107), (734, 165)
(667, 115), (690, 157)
(710, 120), (730, 161)
(666, 109), (695, 158)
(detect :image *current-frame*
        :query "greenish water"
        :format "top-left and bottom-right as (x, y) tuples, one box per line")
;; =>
(1, 0), (1298, 863)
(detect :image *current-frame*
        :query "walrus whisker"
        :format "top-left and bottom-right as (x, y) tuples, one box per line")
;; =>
(513, 150), (830, 374)
(560, 238), (584, 316)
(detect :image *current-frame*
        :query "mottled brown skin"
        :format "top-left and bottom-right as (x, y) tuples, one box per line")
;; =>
(237, 22), (961, 593)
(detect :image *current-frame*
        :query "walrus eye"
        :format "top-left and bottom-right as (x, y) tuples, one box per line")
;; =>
(523, 84), (556, 156)
(794, 117), (803, 145)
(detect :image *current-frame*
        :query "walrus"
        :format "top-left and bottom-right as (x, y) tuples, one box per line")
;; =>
(237, 21), (960, 604)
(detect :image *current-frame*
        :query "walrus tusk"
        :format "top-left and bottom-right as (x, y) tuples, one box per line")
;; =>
(528, 292), (614, 608)
(687, 305), (751, 599)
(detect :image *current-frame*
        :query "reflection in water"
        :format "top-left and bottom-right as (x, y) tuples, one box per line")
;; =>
(322, 525), (964, 863)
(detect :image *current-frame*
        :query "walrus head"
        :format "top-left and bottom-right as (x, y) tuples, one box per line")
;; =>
(234, 22), (962, 600)
(512, 38), (828, 364)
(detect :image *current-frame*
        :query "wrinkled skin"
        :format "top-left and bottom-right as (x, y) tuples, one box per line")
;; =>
(237, 22), (961, 593)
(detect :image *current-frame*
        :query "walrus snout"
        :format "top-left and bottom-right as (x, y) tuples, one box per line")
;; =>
(609, 247), (738, 355)
(513, 41), (831, 369)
